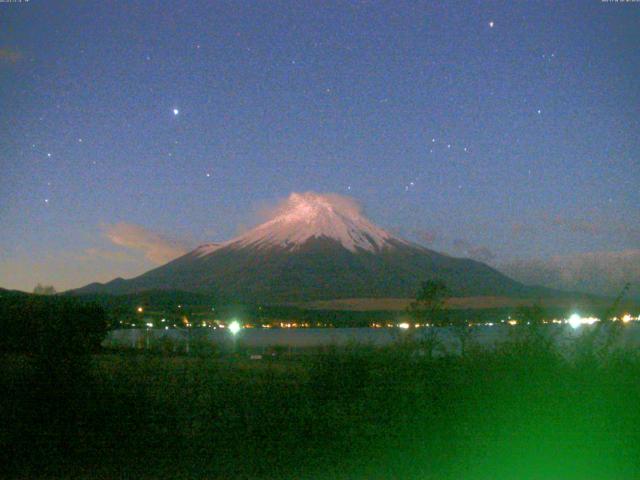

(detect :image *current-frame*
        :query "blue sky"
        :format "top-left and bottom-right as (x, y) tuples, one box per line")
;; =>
(1, 1), (638, 294)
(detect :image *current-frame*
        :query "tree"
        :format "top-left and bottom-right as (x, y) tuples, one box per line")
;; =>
(33, 283), (57, 295)
(575, 282), (631, 362)
(407, 280), (449, 358)
(408, 280), (449, 323)
(0, 295), (108, 363)
(511, 302), (553, 353)
(514, 303), (546, 337)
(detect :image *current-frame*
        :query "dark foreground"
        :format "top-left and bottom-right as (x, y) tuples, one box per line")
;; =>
(2, 338), (640, 479)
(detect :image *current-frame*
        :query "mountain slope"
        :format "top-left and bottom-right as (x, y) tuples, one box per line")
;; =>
(73, 192), (533, 303)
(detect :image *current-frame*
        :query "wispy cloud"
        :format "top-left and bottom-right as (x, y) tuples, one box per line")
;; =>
(545, 214), (601, 235)
(512, 214), (639, 243)
(0, 47), (22, 64)
(412, 229), (438, 245)
(500, 249), (640, 298)
(83, 247), (139, 263)
(451, 238), (496, 263)
(103, 223), (189, 264)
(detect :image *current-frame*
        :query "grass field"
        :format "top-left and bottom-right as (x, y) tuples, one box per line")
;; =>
(2, 334), (640, 479)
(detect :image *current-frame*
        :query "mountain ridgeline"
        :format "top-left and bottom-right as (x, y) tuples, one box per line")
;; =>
(73, 193), (535, 303)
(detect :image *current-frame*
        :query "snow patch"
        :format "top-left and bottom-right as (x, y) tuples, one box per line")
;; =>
(192, 243), (222, 257)
(223, 192), (406, 252)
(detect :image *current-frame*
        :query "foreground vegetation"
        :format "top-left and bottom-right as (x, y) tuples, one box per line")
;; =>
(2, 334), (640, 479)
(1, 289), (638, 479)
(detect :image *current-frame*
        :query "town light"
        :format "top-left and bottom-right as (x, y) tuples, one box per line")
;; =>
(398, 322), (410, 330)
(568, 314), (582, 329)
(137, 306), (143, 313)
(228, 320), (241, 335)
(568, 313), (599, 329)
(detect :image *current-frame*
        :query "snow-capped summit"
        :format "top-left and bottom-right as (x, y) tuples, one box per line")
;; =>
(225, 192), (404, 253)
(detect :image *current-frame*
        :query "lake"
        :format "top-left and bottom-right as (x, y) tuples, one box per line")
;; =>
(103, 323), (640, 354)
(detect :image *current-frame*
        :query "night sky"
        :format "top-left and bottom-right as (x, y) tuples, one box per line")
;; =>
(1, 1), (638, 295)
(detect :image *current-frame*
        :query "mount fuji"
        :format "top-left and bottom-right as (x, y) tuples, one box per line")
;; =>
(74, 193), (534, 303)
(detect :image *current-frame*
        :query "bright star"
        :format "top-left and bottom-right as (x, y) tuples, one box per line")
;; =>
(173, 108), (179, 116)
(489, 21), (494, 28)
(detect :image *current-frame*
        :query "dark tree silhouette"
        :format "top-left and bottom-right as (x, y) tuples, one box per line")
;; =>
(407, 279), (449, 357)
(0, 294), (107, 362)
(33, 283), (57, 295)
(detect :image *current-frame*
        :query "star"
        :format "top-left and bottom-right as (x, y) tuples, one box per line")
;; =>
(537, 109), (542, 115)
(489, 21), (494, 28)
(173, 108), (179, 116)
(206, 173), (211, 178)
(47, 153), (52, 158)
(44, 198), (49, 204)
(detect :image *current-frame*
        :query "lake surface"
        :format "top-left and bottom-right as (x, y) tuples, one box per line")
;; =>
(103, 323), (640, 354)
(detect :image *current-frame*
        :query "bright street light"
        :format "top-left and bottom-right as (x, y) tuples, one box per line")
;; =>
(568, 313), (582, 329)
(228, 320), (241, 335)
(568, 313), (598, 329)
